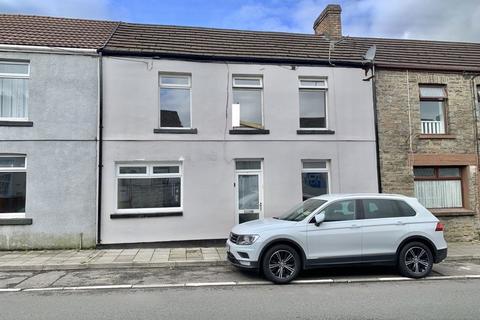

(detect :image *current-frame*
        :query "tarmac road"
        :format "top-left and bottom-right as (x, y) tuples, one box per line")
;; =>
(1, 279), (479, 320)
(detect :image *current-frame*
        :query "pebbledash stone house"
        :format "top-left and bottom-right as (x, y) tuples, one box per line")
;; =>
(0, 15), (118, 249)
(0, 4), (479, 248)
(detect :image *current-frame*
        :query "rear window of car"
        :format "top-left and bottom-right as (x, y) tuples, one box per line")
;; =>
(362, 199), (416, 219)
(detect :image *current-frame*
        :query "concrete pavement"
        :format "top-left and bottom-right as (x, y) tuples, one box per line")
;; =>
(0, 241), (479, 272)
(0, 247), (228, 271)
(1, 259), (480, 291)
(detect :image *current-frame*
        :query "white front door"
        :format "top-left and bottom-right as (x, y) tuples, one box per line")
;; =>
(235, 160), (263, 224)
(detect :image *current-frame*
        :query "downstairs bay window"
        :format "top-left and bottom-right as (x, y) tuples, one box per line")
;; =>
(414, 166), (463, 209)
(116, 163), (182, 214)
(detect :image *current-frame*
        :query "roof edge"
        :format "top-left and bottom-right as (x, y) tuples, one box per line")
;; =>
(100, 48), (365, 68)
(376, 61), (480, 73)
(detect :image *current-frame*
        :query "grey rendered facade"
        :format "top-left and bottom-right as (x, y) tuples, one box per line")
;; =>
(100, 57), (378, 244)
(0, 49), (99, 249)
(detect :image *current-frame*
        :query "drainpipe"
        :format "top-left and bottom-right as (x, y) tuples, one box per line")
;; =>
(97, 51), (104, 244)
(371, 64), (382, 193)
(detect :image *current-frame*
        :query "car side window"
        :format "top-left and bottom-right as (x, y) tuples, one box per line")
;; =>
(362, 199), (416, 219)
(321, 200), (356, 222)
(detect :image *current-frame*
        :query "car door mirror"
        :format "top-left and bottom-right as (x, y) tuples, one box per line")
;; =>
(314, 213), (325, 226)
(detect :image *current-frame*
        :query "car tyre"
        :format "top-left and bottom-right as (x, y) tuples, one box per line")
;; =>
(398, 241), (433, 278)
(262, 244), (300, 284)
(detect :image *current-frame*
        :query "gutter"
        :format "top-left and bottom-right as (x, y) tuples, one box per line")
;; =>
(0, 44), (98, 55)
(375, 62), (480, 74)
(100, 48), (365, 68)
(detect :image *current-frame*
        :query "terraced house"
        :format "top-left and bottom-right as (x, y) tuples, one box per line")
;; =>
(310, 6), (480, 241)
(0, 15), (118, 249)
(0, 4), (479, 248)
(97, 15), (378, 244)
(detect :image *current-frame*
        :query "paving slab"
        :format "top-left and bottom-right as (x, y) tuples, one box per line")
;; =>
(0, 242), (478, 272)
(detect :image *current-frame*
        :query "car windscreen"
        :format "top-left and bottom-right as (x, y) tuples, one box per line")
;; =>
(277, 198), (327, 222)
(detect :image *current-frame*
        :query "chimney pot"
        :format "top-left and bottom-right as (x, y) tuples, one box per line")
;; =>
(313, 4), (342, 39)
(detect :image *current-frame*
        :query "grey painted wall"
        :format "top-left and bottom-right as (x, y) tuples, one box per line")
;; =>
(0, 51), (98, 249)
(101, 57), (378, 244)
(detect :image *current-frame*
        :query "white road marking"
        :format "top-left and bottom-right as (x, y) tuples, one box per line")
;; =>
(0, 288), (21, 292)
(2, 275), (480, 293)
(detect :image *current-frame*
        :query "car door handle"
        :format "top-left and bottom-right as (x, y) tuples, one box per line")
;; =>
(396, 221), (405, 225)
(350, 224), (361, 228)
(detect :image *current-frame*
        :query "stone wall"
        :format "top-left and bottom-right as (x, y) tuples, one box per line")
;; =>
(376, 69), (480, 242)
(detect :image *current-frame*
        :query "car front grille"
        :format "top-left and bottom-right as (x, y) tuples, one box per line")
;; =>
(230, 232), (239, 244)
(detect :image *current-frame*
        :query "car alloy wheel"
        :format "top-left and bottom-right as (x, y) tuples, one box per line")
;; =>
(262, 244), (300, 284)
(269, 250), (296, 279)
(405, 246), (430, 275)
(398, 241), (433, 278)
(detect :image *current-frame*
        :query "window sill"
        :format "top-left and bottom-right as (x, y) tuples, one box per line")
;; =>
(297, 129), (335, 135)
(419, 134), (455, 139)
(110, 212), (183, 219)
(429, 208), (476, 217)
(229, 129), (270, 135)
(0, 120), (33, 127)
(154, 128), (198, 134)
(0, 218), (32, 225)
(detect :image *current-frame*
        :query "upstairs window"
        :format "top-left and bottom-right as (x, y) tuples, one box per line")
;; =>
(0, 61), (29, 120)
(232, 76), (263, 129)
(419, 85), (447, 134)
(159, 74), (191, 128)
(299, 78), (327, 129)
(414, 166), (463, 209)
(0, 155), (26, 216)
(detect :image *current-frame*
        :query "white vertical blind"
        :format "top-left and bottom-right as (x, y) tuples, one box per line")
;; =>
(414, 180), (462, 208)
(0, 78), (28, 119)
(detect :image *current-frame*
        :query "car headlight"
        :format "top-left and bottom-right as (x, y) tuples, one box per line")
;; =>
(237, 234), (259, 245)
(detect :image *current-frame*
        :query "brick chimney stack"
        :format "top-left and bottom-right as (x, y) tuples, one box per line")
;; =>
(313, 4), (342, 40)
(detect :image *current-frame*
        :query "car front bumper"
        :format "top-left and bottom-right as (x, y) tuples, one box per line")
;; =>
(226, 239), (261, 270)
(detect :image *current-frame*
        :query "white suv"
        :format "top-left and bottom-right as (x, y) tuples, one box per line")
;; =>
(226, 194), (447, 284)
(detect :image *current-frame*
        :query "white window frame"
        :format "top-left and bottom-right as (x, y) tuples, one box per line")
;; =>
(232, 76), (263, 88)
(299, 78), (328, 89)
(0, 154), (27, 218)
(232, 75), (264, 128)
(419, 85), (447, 134)
(301, 160), (331, 198)
(0, 61), (30, 78)
(0, 61), (30, 122)
(298, 77), (328, 130)
(115, 162), (183, 214)
(158, 73), (192, 129)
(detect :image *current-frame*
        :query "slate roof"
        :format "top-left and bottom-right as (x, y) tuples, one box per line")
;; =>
(102, 22), (480, 72)
(0, 14), (118, 49)
(0, 13), (479, 72)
